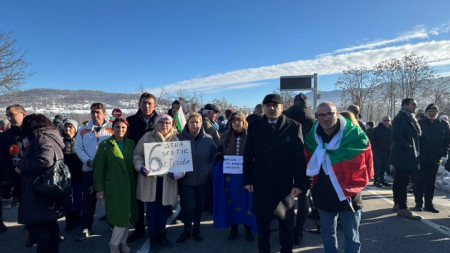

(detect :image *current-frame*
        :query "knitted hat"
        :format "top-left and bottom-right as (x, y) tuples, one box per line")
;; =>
(63, 119), (79, 130)
(425, 104), (439, 112)
(155, 114), (173, 125)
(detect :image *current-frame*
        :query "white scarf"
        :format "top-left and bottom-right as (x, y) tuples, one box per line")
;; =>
(306, 115), (346, 177)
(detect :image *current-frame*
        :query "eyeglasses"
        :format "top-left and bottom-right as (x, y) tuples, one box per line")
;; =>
(316, 112), (336, 119)
(383, 120), (390, 122)
(158, 121), (172, 125)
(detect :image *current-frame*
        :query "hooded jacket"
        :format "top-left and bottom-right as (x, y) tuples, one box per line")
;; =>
(16, 127), (64, 225)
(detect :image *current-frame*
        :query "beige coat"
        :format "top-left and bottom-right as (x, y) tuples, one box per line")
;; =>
(133, 128), (180, 205)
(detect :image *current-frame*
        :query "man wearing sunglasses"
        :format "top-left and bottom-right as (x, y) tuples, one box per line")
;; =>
(304, 101), (373, 253)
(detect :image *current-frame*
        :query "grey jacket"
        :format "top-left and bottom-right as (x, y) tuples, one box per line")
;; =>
(177, 126), (217, 186)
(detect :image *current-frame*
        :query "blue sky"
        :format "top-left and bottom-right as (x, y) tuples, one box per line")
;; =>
(1, 0), (450, 108)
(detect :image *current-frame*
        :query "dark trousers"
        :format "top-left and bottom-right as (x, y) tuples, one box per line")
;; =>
(135, 200), (146, 231)
(64, 181), (82, 223)
(79, 171), (96, 231)
(393, 168), (411, 209)
(257, 215), (294, 253)
(1, 170), (21, 200)
(28, 221), (60, 253)
(295, 192), (309, 237)
(414, 164), (439, 206)
(178, 183), (208, 232)
(146, 177), (168, 236)
(373, 150), (389, 181)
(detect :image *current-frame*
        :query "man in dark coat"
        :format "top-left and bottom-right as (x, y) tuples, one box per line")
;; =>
(284, 93), (315, 138)
(414, 104), (450, 213)
(0, 104), (27, 232)
(125, 92), (158, 243)
(371, 116), (392, 187)
(246, 104), (263, 126)
(244, 94), (309, 253)
(390, 98), (422, 220)
(283, 92), (315, 245)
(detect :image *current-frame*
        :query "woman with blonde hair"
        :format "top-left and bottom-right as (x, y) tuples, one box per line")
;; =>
(340, 111), (360, 128)
(213, 111), (257, 241)
(133, 114), (182, 253)
(176, 112), (217, 243)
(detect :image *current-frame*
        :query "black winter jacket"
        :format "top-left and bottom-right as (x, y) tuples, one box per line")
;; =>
(283, 105), (316, 138)
(126, 110), (158, 144)
(372, 123), (392, 153)
(243, 114), (309, 220)
(418, 118), (450, 165)
(16, 127), (64, 225)
(390, 110), (420, 170)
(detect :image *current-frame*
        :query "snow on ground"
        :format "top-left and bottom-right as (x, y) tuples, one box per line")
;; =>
(436, 157), (450, 193)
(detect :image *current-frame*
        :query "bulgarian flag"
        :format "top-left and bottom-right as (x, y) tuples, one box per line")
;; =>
(304, 115), (373, 201)
(173, 109), (187, 133)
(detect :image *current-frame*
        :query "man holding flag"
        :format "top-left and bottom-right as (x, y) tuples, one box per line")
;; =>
(304, 102), (373, 253)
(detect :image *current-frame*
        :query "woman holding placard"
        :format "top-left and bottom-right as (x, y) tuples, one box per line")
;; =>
(176, 112), (217, 243)
(213, 111), (257, 241)
(133, 114), (182, 253)
(93, 118), (138, 253)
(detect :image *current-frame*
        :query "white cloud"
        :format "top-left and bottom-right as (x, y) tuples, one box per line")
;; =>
(152, 24), (450, 94)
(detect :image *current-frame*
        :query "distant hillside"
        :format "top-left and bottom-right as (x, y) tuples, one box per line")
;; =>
(0, 89), (147, 117)
(0, 88), (343, 120)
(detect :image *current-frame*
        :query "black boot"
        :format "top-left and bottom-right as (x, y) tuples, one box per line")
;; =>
(244, 225), (254, 242)
(294, 229), (303, 245)
(380, 178), (391, 186)
(0, 221), (7, 233)
(149, 235), (160, 253)
(424, 203), (439, 213)
(176, 231), (191, 244)
(157, 231), (173, 248)
(192, 227), (202, 241)
(126, 228), (145, 243)
(228, 225), (238, 240)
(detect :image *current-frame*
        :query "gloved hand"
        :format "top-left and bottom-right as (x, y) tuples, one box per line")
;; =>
(140, 166), (150, 176)
(167, 172), (185, 180)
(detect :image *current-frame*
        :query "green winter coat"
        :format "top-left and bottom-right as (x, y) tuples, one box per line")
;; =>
(93, 136), (138, 227)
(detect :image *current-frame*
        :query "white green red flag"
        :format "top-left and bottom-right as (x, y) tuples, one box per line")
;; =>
(174, 109), (186, 133)
(304, 115), (373, 201)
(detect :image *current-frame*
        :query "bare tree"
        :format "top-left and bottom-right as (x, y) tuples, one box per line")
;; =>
(272, 88), (296, 108)
(0, 31), (32, 95)
(335, 66), (377, 121)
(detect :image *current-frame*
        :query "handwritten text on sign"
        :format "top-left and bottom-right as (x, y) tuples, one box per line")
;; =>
(223, 155), (243, 174)
(144, 141), (193, 175)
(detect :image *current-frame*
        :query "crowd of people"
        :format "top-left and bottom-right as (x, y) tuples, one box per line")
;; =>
(0, 92), (449, 253)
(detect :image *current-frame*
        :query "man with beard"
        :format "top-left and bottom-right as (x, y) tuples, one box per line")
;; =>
(390, 98), (422, 220)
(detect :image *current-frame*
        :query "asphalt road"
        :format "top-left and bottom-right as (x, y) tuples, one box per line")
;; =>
(1, 176), (450, 253)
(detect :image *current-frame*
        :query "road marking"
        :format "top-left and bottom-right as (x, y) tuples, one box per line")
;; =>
(365, 187), (450, 238)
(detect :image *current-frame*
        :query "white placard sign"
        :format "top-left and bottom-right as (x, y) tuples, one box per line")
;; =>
(223, 155), (243, 174)
(144, 141), (193, 175)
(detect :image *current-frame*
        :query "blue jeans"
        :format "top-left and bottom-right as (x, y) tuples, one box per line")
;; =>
(318, 208), (361, 253)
